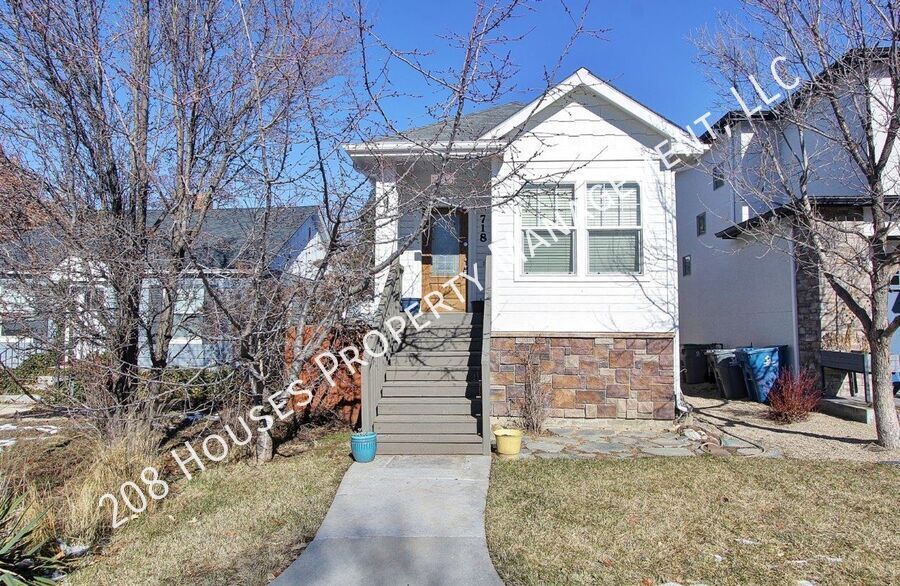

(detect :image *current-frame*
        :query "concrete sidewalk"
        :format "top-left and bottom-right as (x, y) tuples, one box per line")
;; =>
(272, 455), (502, 586)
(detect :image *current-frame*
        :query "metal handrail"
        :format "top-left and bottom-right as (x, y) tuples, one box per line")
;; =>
(360, 261), (403, 431)
(480, 255), (492, 455)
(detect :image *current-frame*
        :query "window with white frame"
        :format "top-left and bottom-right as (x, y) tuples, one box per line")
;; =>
(586, 182), (642, 273)
(172, 281), (204, 342)
(520, 184), (575, 275)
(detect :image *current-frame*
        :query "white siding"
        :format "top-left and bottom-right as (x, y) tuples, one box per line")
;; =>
(397, 210), (422, 302)
(489, 88), (679, 334)
(283, 216), (327, 278)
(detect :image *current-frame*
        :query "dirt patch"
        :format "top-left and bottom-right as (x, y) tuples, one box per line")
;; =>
(683, 385), (900, 462)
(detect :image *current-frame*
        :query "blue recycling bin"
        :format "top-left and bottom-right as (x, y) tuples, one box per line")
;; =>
(736, 346), (787, 403)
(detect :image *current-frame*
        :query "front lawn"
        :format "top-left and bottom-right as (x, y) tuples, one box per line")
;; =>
(69, 432), (351, 586)
(486, 457), (900, 585)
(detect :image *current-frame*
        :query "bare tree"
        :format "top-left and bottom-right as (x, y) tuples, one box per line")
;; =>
(0, 0), (348, 437)
(0, 0), (598, 459)
(695, 0), (900, 448)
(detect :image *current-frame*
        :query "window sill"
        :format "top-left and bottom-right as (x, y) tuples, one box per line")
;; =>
(513, 273), (647, 283)
(170, 339), (204, 345)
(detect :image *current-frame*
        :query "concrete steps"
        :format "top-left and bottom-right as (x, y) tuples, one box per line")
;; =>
(374, 312), (484, 455)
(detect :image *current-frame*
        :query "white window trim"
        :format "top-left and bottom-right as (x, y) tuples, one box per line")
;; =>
(516, 182), (578, 278)
(513, 179), (646, 282)
(170, 337), (204, 346)
(169, 279), (205, 345)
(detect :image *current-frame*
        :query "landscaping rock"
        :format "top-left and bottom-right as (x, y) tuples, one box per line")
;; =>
(682, 428), (703, 441)
(721, 436), (755, 449)
(525, 440), (566, 453)
(579, 442), (628, 454)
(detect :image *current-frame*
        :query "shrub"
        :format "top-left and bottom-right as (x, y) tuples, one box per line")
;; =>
(64, 430), (160, 544)
(768, 369), (821, 423)
(0, 492), (65, 585)
(0, 352), (59, 395)
(521, 344), (550, 433)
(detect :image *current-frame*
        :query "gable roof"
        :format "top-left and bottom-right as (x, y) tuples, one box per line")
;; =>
(699, 47), (898, 142)
(378, 102), (524, 143)
(0, 205), (321, 272)
(480, 68), (703, 156)
(345, 67), (705, 158)
(151, 206), (321, 269)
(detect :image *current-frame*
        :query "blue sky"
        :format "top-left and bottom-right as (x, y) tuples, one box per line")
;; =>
(368, 0), (744, 131)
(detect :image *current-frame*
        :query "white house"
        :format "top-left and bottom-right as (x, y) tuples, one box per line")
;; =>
(345, 68), (704, 454)
(0, 206), (327, 369)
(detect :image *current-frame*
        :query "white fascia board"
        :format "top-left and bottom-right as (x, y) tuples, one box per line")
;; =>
(478, 67), (706, 156)
(342, 140), (506, 158)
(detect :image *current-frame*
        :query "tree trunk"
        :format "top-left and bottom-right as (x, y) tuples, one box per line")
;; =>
(251, 368), (274, 463)
(869, 335), (900, 449)
(256, 428), (273, 462)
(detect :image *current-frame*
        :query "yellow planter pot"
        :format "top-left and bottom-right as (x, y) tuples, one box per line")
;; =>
(494, 428), (524, 455)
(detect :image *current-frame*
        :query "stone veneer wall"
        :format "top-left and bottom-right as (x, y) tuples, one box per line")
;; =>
(793, 221), (868, 395)
(490, 334), (675, 420)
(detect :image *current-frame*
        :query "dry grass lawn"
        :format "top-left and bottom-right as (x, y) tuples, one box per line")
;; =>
(486, 456), (900, 585)
(68, 432), (351, 586)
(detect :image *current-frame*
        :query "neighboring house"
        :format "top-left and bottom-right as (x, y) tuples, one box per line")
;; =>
(0, 206), (326, 369)
(676, 111), (805, 372)
(675, 51), (900, 391)
(346, 68), (704, 454)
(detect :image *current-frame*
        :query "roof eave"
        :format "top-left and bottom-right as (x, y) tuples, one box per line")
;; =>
(343, 140), (507, 158)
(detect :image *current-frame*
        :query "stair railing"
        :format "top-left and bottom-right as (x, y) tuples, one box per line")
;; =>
(361, 261), (403, 432)
(481, 255), (492, 455)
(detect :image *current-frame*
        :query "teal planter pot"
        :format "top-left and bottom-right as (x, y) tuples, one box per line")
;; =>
(351, 432), (377, 462)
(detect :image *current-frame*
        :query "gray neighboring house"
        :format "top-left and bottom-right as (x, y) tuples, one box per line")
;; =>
(0, 206), (326, 369)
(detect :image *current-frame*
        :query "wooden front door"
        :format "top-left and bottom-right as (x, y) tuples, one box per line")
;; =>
(422, 208), (467, 312)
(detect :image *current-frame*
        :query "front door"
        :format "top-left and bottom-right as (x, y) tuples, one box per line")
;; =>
(422, 208), (467, 312)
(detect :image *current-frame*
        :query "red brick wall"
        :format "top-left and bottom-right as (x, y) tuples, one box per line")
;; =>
(489, 335), (676, 420)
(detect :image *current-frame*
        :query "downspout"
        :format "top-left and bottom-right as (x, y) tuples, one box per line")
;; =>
(668, 165), (689, 415)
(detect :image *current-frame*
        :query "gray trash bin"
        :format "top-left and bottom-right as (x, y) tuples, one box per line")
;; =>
(706, 349), (748, 399)
(682, 343), (722, 384)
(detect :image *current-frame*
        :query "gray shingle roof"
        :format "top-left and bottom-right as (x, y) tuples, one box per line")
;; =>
(0, 205), (320, 271)
(151, 206), (319, 268)
(380, 102), (524, 143)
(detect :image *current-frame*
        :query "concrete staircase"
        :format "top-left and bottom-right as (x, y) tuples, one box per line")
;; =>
(374, 312), (484, 455)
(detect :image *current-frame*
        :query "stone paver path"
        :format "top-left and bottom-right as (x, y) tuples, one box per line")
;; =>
(505, 423), (780, 460)
(272, 455), (502, 586)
